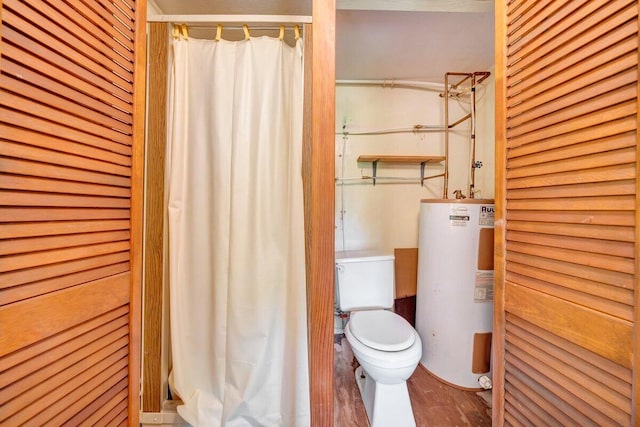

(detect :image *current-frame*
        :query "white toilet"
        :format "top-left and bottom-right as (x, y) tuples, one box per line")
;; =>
(336, 251), (422, 427)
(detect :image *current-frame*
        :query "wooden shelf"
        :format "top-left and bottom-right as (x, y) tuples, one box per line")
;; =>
(357, 155), (445, 164)
(356, 155), (446, 186)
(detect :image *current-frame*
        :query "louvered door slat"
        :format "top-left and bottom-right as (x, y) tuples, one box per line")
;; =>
(0, 315), (128, 385)
(96, 0), (135, 28)
(508, 132), (635, 168)
(0, 334), (129, 406)
(0, 207), (130, 222)
(0, 108), (132, 155)
(496, 5), (638, 418)
(1, 242), (130, 272)
(1, 41), (133, 114)
(0, 219), (131, 238)
(82, 0), (135, 40)
(1, 252), (129, 288)
(24, 0), (134, 63)
(1, 59), (133, 125)
(506, 0), (568, 41)
(505, 270), (632, 321)
(0, 90), (131, 145)
(2, 9), (133, 95)
(41, 364), (129, 425)
(507, 178), (635, 198)
(503, 387), (549, 426)
(0, 158), (131, 187)
(507, 2), (635, 75)
(0, 75), (133, 134)
(2, 175), (130, 197)
(70, 1), (134, 50)
(1, 261), (130, 304)
(505, 262), (633, 307)
(508, 101), (636, 148)
(0, 125), (132, 166)
(5, 0), (134, 79)
(508, 116), (636, 158)
(506, 251), (633, 289)
(509, 66), (637, 126)
(0, 140), (131, 177)
(505, 370), (585, 425)
(507, 85), (636, 138)
(0, 0), (145, 422)
(0, 230), (131, 255)
(10, 357), (129, 425)
(69, 379), (129, 426)
(507, 224), (635, 246)
(506, 241), (634, 274)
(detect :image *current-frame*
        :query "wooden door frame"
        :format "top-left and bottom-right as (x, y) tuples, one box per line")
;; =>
(492, 0), (507, 423)
(129, 0), (148, 423)
(308, 1), (336, 425)
(635, 2), (640, 419)
(141, 2), (336, 424)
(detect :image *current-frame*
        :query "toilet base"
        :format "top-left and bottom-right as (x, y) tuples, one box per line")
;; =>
(354, 366), (416, 427)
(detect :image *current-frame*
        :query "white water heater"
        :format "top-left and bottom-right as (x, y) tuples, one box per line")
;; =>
(416, 199), (494, 389)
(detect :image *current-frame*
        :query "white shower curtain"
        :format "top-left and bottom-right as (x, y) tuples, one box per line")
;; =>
(166, 35), (309, 427)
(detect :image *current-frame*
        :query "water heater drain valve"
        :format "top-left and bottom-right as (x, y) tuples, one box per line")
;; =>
(478, 375), (493, 390)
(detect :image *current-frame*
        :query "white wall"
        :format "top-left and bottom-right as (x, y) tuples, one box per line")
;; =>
(335, 75), (495, 253)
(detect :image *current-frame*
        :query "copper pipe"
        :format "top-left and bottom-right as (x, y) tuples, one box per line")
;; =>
(469, 73), (477, 199)
(443, 73), (449, 199)
(449, 113), (471, 128)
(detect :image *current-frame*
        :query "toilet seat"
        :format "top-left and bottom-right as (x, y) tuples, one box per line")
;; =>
(349, 310), (416, 351)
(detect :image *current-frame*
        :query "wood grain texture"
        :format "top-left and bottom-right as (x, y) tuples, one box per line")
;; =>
(142, 21), (168, 414)
(0, 273), (130, 357)
(634, 4), (640, 422)
(309, 1), (336, 424)
(394, 248), (418, 298)
(492, 0), (507, 422)
(128, 1), (147, 423)
(505, 281), (633, 368)
(334, 337), (491, 426)
(357, 155), (445, 164)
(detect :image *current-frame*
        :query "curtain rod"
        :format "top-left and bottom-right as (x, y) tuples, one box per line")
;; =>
(148, 14), (312, 24)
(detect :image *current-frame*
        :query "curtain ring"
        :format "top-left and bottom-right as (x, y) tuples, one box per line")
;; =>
(279, 25), (285, 41)
(181, 23), (189, 40)
(243, 24), (250, 40)
(172, 24), (180, 39)
(294, 25), (300, 40)
(215, 24), (222, 42)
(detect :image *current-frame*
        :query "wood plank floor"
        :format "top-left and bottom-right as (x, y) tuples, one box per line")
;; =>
(334, 336), (492, 426)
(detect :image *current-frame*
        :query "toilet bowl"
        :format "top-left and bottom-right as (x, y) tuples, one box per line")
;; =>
(335, 251), (422, 427)
(344, 310), (422, 427)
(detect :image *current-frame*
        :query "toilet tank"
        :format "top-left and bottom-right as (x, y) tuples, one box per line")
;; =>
(335, 251), (395, 312)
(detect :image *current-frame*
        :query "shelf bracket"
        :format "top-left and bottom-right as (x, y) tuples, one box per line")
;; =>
(372, 160), (378, 186)
(420, 161), (426, 187)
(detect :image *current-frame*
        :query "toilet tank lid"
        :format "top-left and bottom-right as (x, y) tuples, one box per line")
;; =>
(335, 250), (394, 263)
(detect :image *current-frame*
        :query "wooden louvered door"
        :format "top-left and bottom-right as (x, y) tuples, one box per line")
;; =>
(0, 0), (146, 424)
(494, 0), (639, 425)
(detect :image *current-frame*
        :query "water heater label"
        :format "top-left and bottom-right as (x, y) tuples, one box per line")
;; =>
(449, 215), (470, 227)
(474, 271), (494, 303)
(479, 205), (495, 226)
(449, 206), (470, 226)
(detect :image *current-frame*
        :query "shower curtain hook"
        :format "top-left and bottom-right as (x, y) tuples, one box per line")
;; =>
(279, 25), (285, 41)
(294, 24), (300, 40)
(243, 24), (251, 40)
(181, 23), (189, 40)
(215, 24), (223, 42)
(172, 24), (180, 39)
